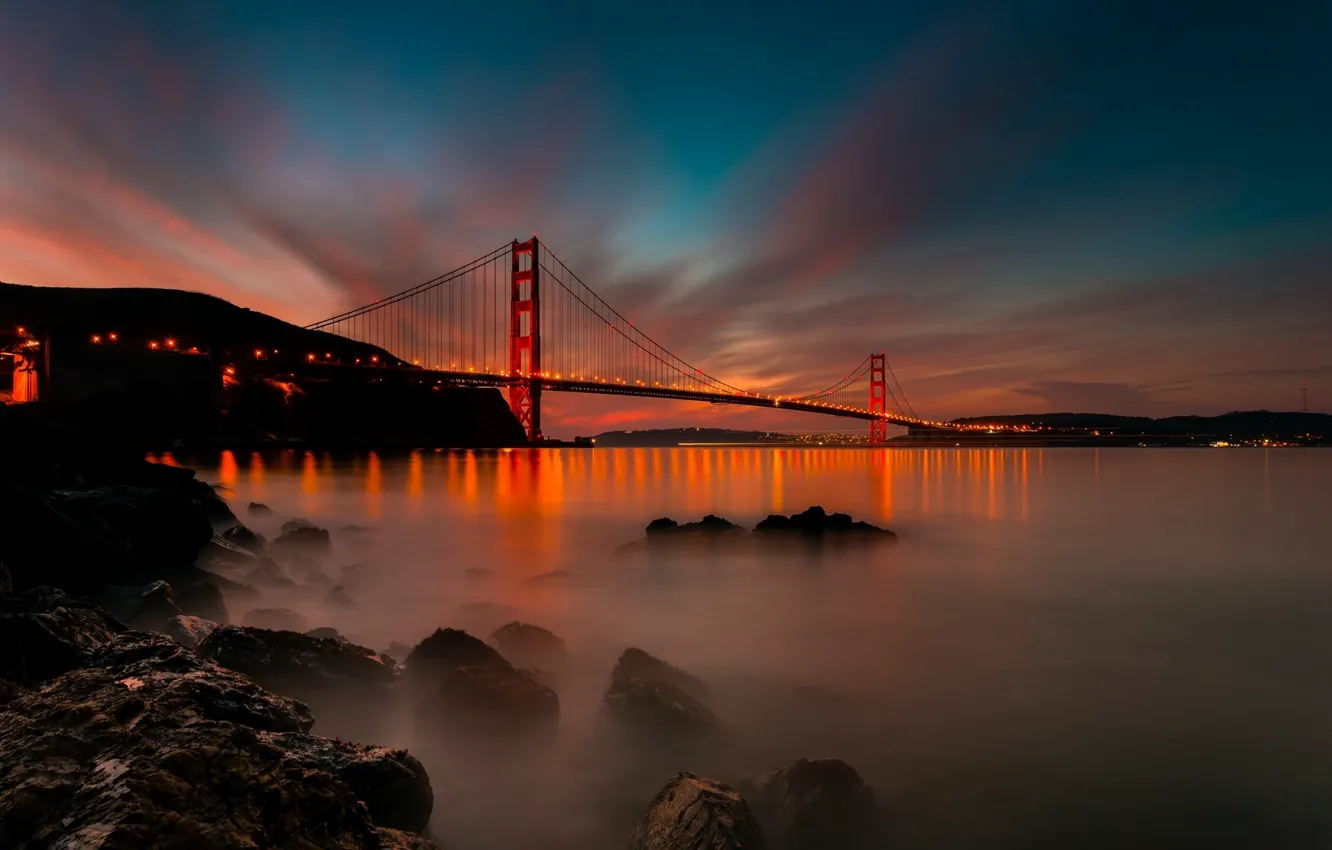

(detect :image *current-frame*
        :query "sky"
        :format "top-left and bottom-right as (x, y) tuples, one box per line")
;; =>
(1, 0), (1330, 434)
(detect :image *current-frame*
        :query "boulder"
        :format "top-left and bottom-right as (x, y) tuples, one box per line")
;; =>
(407, 628), (559, 736)
(627, 773), (766, 850)
(753, 506), (895, 540)
(243, 607), (309, 632)
(262, 733), (434, 833)
(272, 518), (332, 554)
(244, 558), (298, 591)
(124, 579), (182, 630)
(163, 614), (219, 649)
(174, 576), (230, 623)
(613, 647), (710, 700)
(0, 586), (125, 684)
(222, 522), (266, 553)
(602, 675), (720, 735)
(744, 759), (881, 850)
(247, 501), (275, 516)
(306, 626), (347, 641)
(647, 514), (744, 538)
(0, 632), (440, 849)
(488, 621), (570, 671)
(197, 625), (396, 699)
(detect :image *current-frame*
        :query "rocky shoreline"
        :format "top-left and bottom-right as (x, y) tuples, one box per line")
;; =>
(0, 403), (886, 848)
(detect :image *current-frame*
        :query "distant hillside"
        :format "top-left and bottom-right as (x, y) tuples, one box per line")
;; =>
(0, 281), (402, 366)
(592, 427), (788, 447)
(952, 410), (1329, 441)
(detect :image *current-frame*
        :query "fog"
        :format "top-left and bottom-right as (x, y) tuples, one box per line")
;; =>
(191, 447), (1332, 849)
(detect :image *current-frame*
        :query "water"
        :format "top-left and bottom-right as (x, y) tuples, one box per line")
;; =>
(180, 447), (1332, 849)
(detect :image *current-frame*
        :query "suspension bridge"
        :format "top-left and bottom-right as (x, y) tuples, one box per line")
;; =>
(305, 238), (984, 443)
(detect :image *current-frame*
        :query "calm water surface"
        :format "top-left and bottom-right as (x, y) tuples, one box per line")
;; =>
(181, 447), (1332, 850)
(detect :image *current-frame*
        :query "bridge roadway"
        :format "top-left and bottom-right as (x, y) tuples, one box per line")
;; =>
(240, 360), (971, 431)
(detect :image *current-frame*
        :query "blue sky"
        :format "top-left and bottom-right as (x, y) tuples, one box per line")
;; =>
(1, 0), (1329, 432)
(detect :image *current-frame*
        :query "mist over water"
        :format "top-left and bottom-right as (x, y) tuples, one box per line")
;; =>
(178, 447), (1332, 849)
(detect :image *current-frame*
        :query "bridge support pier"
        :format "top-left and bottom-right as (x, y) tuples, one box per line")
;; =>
(869, 352), (887, 445)
(509, 237), (542, 442)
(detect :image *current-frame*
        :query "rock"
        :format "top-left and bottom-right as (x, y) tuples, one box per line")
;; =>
(488, 621), (570, 671)
(407, 628), (559, 736)
(262, 733), (434, 833)
(287, 554), (329, 583)
(306, 626), (346, 641)
(244, 558), (298, 590)
(163, 614), (218, 648)
(247, 501), (275, 516)
(526, 569), (574, 584)
(125, 579), (182, 630)
(0, 631), (441, 848)
(648, 514), (744, 537)
(387, 641), (415, 661)
(272, 518), (332, 554)
(324, 584), (357, 608)
(627, 773), (766, 850)
(222, 522), (266, 553)
(613, 647), (709, 701)
(243, 607), (309, 632)
(174, 576), (230, 623)
(745, 759), (881, 850)
(90, 631), (315, 732)
(197, 625), (396, 699)
(0, 586), (126, 684)
(646, 517), (680, 535)
(602, 675), (720, 735)
(753, 506), (895, 539)
(603, 648), (718, 735)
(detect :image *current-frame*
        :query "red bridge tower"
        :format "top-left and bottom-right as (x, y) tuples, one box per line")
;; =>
(509, 238), (542, 442)
(869, 352), (887, 446)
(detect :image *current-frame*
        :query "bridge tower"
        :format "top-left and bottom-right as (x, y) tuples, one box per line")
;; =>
(509, 237), (542, 441)
(869, 352), (887, 445)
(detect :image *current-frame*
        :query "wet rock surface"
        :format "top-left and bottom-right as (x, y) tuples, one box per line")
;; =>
(197, 625), (397, 700)
(646, 514), (746, 541)
(222, 522), (266, 553)
(627, 773), (766, 850)
(614, 647), (710, 701)
(743, 759), (881, 850)
(407, 627), (559, 736)
(124, 579), (182, 630)
(247, 501), (275, 516)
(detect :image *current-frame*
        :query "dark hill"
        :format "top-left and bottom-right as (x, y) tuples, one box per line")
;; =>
(0, 281), (402, 366)
(952, 410), (1329, 441)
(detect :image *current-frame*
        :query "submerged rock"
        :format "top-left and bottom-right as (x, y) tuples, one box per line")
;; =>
(163, 614), (218, 649)
(627, 773), (766, 850)
(753, 506), (895, 539)
(197, 625), (396, 700)
(602, 648), (718, 735)
(222, 522), (266, 553)
(247, 501), (275, 516)
(272, 518), (332, 554)
(407, 628), (559, 736)
(647, 514), (745, 538)
(488, 621), (570, 671)
(613, 647), (710, 701)
(243, 607), (309, 632)
(744, 758), (881, 850)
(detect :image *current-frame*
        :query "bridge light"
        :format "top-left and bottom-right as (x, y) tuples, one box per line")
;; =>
(307, 353), (316, 362)
(148, 341), (159, 350)
(91, 334), (101, 343)
(254, 349), (263, 357)
(165, 338), (176, 349)
(109, 333), (118, 341)
(372, 356), (380, 363)
(188, 346), (200, 354)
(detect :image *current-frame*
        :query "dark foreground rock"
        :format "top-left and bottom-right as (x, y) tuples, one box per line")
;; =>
(627, 773), (766, 850)
(0, 586), (125, 684)
(753, 506), (895, 539)
(407, 627), (559, 737)
(602, 648), (718, 735)
(272, 518), (333, 554)
(743, 759), (881, 850)
(163, 614), (219, 648)
(0, 631), (438, 848)
(488, 621), (570, 671)
(197, 625), (397, 700)
(263, 733), (434, 833)
(248, 501), (275, 517)
(646, 514), (746, 541)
